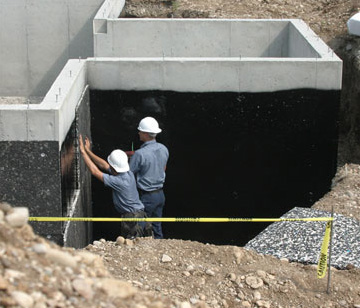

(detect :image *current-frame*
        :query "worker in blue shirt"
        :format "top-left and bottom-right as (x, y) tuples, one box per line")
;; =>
(129, 117), (169, 239)
(79, 135), (151, 239)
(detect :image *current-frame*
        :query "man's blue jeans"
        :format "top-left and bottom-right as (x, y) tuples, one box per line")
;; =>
(140, 190), (165, 239)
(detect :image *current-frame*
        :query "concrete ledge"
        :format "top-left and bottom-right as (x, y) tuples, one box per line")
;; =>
(0, 59), (87, 146)
(0, 51), (342, 143)
(87, 57), (342, 92)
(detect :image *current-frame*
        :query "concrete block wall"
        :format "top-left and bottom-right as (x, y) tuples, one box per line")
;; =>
(0, 0), (104, 97)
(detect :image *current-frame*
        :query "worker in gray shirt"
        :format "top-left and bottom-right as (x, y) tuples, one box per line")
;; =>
(79, 135), (150, 239)
(129, 117), (169, 239)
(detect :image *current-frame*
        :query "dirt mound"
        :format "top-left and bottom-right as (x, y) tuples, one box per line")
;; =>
(87, 234), (360, 308)
(2, 1), (360, 308)
(0, 203), (180, 308)
(1, 201), (359, 308)
(124, 0), (359, 43)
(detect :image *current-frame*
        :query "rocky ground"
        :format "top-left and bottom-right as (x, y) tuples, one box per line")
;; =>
(1, 1), (360, 308)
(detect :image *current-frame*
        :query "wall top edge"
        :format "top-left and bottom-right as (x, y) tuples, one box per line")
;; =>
(88, 56), (342, 63)
(105, 18), (299, 22)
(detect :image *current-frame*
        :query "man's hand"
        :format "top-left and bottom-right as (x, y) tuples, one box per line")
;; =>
(79, 135), (85, 154)
(84, 136), (91, 152)
(125, 151), (135, 158)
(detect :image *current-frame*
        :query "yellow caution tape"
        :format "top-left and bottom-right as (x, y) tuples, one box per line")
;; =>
(317, 221), (332, 279)
(28, 217), (334, 222)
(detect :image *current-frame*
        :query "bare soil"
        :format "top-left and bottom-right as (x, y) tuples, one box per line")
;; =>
(1, 1), (360, 308)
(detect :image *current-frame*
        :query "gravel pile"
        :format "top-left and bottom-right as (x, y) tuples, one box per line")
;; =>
(245, 207), (360, 269)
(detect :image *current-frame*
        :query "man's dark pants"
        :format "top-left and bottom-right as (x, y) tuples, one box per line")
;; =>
(140, 190), (165, 239)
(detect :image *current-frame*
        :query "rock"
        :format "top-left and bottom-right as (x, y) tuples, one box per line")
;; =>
(233, 248), (244, 264)
(240, 300), (252, 308)
(245, 276), (264, 289)
(76, 251), (102, 265)
(11, 291), (34, 308)
(31, 243), (48, 254)
(221, 299), (229, 308)
(46, 249), (78, 268)
(338, 300), (348, 307)
(0, 202), (14, 214)
(116, 236), (125, 245)
(205, 269), (215, 276)
(195, 302), (210, 308)
(253, 291), (261, 300)
(93, 241), (102, 247)
(125, 239), (134, 246)
(346, 264), (356, 270)
(96, 278), (136, 298)
(4, 269), (25, 280)
(5, 207), (29, 228)
(237, 290), (245, 300)
(256, 300), (271, 308)
(180, 301), (192, 308)
(72, 278), (94, 300)
(0, 276), (9, 290)
(161, 254), (172, 263)
(256, 270), (267, 279)
(0, 296), (17, 306)
(227, 273), (237, 281)
(0, 210), (4, 221)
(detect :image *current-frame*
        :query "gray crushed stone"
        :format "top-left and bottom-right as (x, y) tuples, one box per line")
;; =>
(245, 207), (360, 269)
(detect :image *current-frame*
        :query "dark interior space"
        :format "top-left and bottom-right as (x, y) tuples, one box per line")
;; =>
(60, 121), (78, 218)
(89, 89), (340, 246)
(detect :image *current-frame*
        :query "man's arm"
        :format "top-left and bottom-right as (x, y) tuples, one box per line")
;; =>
(79, 135), (104, 182)
(83, 136), (110, 172)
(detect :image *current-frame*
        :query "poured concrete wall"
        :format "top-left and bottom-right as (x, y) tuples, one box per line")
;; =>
(0, 60), (92, 247)
(0, 140), (62, 243)
(63, 87), (92, 248)
(93, 2), (325, 60)
(0, 2), (343, 246)
(94, 19), (291, 58)
(0, 60), (87, 144)
(87, 57), (342, 92)
(0, 0), (103, 97)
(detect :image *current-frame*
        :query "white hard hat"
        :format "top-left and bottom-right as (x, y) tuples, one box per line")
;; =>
(107, 150), (129, 173)
(138, 117), (162, 134)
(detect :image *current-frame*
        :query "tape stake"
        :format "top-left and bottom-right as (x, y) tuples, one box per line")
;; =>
(317, 221), (332, 279)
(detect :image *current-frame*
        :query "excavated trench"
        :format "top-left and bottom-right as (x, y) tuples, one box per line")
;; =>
(77, 88), (341, 246)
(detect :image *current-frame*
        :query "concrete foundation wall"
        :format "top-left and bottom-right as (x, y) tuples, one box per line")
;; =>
(0, 0), (103, 97)
(0, 140), (62, 243)
(87, 57), (342, 92)
(0, 0), (343, 246)
(0, 59), (87, 145)
(63, 87), (92, 248)
(93, 2), (329, 60)
(0, 84), (92, 248)
(94, 19), (291, 58)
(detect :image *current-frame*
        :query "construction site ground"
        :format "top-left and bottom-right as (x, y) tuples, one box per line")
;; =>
(1, 1), (360, 308)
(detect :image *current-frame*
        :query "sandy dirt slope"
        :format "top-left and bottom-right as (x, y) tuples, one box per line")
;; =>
(1, 1), (360, 308)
